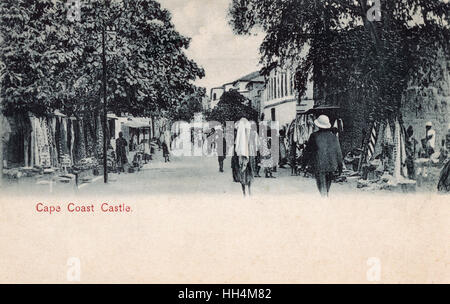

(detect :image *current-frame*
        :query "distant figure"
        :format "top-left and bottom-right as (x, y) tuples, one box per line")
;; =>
(260, 136), (275, 178)
(116, 132), (128, 173)
(248, 125), (261, 177)
(217, 132), (227, 173)
(161, 129), (171, 162)
(424, 121), (436, 157)
(304, 115), (343, 197)
(279, 128), (288, 168)
(233, 118), (254, 196)
(405, 125), (418, 179)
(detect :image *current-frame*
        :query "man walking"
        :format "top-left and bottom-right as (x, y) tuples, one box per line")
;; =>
(304, 115), (343, 197)
(217, 133), (226, 172)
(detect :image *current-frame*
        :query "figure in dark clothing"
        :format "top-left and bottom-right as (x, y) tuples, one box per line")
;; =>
(116, 132), (128, 173)
(218, 135), (227, 172)
(303, 115), (343, 197)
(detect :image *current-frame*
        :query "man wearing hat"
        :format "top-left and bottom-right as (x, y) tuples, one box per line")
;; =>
(303, 115), (343, 197)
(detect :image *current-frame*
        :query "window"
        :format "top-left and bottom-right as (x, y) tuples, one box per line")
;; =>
(284, 73), (288, 96)
(271, 108), (276, 121)
(273, 76), (277, 99)
(213, 93), (217, 100)
(280, 74), (284, 98)
(290, 73), (295, 95)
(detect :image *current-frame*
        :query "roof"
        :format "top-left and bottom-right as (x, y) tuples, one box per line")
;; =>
(233, 71), (261, 83)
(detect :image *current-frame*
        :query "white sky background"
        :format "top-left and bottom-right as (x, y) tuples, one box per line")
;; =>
(159, 0), (264, 94)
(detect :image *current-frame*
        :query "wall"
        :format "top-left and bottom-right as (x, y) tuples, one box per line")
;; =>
(210, 88), (224, 109)
(264, 100), (297, 128)
(400, 56), (450, 150)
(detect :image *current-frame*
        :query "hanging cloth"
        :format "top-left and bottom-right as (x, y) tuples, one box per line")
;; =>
(384, 120), (393, 146)
(393, 118), (402, 183)
(235, 118), (251, 158)
(400, 125), (408, 178)
(40, 118), (51, 166)
(367, 121), (378, 161)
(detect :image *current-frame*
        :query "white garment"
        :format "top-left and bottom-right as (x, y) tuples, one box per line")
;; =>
(235, 118), (251, 157)
(426, 129), (436, 149)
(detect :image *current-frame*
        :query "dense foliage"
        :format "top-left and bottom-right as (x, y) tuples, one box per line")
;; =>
(229, 0), (449, 121)
(0, 0), (205, 118)
(206, 90), (258, 124)
(169, 86), (206, 122)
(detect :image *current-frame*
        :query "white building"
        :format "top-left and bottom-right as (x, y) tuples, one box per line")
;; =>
(210, 87), (225, 109)
(261, 66), (314, 128)
(209, 71), (264, 110)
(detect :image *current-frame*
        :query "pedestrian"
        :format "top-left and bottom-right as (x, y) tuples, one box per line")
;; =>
(217, 131), (226, 172)
(279, 128), (288, 168)
(303, 115), (343, 197)
(161, 129), (171, 162)
(116, 132), (129, 174)
(233, 117), (254, 196)
(248, 124), (261, 177)
(260, 135), (275, 178)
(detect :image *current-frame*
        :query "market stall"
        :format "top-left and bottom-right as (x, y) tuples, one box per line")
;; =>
(287, 105), (344, 175)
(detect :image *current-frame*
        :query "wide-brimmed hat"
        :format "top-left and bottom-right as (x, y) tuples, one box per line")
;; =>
(314, 115), (331, 129)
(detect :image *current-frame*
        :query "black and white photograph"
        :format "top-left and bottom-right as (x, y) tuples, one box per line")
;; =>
(0, 0), (449, 285)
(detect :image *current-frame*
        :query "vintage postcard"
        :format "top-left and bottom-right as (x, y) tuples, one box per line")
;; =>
(0, 0), (449, 284)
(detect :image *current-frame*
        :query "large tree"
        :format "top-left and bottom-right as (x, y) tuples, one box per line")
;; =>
(169, 87), (206, 122)
(229, 0), (449, 121)
(206, 90), (258, 125)
(0, 0), (205, 117)
(0, 0), (205, 158)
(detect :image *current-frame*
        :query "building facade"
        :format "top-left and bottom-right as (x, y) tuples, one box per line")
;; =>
(261, 66), (314, 128)
(209, 71), (264, 112)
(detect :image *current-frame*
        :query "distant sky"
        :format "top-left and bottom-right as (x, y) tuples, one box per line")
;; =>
(160, 0), (264, 95)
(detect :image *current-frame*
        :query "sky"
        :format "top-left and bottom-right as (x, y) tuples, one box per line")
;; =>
(160, 0), (264, 95)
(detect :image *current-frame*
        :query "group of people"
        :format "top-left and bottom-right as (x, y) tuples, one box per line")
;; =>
(405, 122), (449, 171)
(109, 128), (172, 174)
(223, 115), (343, 197)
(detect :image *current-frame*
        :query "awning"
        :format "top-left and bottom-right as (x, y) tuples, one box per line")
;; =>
(107, 113), (119, 120)
(122, 120), (151, 128)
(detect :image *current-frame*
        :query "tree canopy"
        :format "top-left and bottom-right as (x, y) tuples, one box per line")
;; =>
(206, 90), (258, 124)
(0, 0), (205, 118)
(169, 86), (206, 122)
(229, 0), (449, 121)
